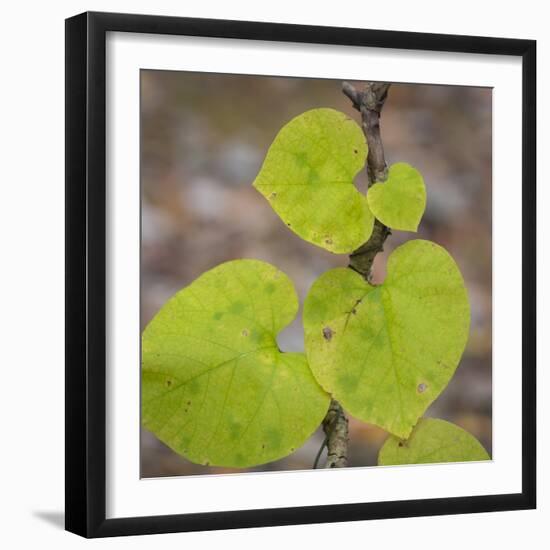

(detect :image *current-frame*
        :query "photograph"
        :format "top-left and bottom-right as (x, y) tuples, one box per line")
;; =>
(140, 70), (493, 478)
(0, 2), (541, 546)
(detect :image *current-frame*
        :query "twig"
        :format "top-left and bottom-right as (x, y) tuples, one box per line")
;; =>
(319, 82), (392, 469)
(313, 435), (329, 469)
(323, 399), (349, 468)
(345, 81), (392, 281)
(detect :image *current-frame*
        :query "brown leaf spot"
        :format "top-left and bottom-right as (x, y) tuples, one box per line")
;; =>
(241, 328), (250, 337)
(322, 327), (334, 341)
(417, 383), (427, 393)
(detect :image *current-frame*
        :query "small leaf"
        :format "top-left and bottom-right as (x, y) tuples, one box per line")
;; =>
(367, 162), (426, 231)
(142, 259), (330, 468)
(303, 240), (470, 438)
(253, 108), (373, 253)
(378, 418), (490, 465)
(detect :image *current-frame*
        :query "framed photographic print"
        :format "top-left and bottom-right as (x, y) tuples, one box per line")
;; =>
(65, 11), (536, 538)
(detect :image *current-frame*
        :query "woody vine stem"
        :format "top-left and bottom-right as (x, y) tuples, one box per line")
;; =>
(320, 81), (392, 468)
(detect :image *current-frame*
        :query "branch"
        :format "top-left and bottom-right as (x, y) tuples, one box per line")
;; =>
(320, 82), (392, 469)
(345, 81), (392, 281)
(323, 399), (349, 468)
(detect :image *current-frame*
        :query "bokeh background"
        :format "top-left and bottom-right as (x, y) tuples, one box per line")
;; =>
(140, 70), (492, 478)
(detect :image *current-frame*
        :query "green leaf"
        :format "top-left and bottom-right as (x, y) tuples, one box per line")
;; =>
(142, 259), (330, 468)
(367, 162), (426, 231)
(303, 240), (470, 439)
(378, 418), (490, 465)
(253, 108), (373, 253)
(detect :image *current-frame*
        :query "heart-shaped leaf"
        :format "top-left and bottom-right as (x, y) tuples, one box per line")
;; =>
(303, 240), (470, 438)
(253, 108), (373, 253)
(142, 259), (330, 468)
(378, 418), (490, 465)
(367, 162), (426, 231)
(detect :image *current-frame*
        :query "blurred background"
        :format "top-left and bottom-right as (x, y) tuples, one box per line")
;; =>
(140, 70), (492, 477)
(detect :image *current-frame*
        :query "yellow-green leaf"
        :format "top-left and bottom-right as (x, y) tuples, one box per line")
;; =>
(253, 108), (373, 253)
(378, 418), (490, 465)
(303, 240), (470, 439)
(367, 162), (426, 231)
(142, 259), (330, 468)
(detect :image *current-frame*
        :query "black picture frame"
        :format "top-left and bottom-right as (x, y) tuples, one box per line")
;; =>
(65, 11), (536, 538)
